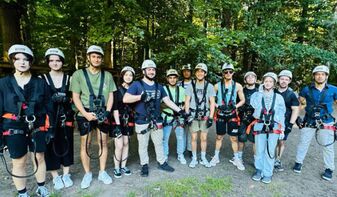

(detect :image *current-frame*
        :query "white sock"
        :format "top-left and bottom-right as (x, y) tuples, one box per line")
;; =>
(192, 151), (197, 160)
(214, 150), (220, 159)
(238, 151), (243, 160)
(201, 152), (207, 160)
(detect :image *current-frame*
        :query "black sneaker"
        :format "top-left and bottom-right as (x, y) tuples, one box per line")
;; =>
(141, 164), (149, 177)
(114, 168), (122, 178)
(158, 161), (175, 172)
(293, 162), (302, 173)
(121, 167), (132, 176)
(322, 169), (333, 181)
(274, 160), (284, 172)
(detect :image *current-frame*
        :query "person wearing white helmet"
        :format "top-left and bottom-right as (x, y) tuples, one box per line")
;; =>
(70, 45), (117, 188)
(238, 71), (259, 145)
(161, 69), (187, 164)
(209, 63), (245, 170)
(110, 66), (136, 178)
(249, 72), (286, 184)
(273, 70), (300, 172)
(293, 65), (337, 181)
(185, 63), (216, 168)
(177, 64), (193, 158)
(0, 44), (55, 197)
(43, 48), (75, 190)
(123, 59), (187, 177)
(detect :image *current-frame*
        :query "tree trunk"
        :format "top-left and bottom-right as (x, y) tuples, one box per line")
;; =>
(296, 1), (308, 43)
(0, 2), (22, 62)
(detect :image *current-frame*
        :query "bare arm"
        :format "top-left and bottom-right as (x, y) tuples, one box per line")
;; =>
(209, 96), (215, 119)
(123, 92), (142, 103)
(290, 106), (300, 124)
(236, 83), (245, 108)
(72, 92), (97, 121)
(162, 96), (181, 112)
(106, 92), (113, 112)
(185, 95), (191, 113)
(299, 96), (306, 111)
(214, 84), (218, 108)
(113, 110), (120, 125)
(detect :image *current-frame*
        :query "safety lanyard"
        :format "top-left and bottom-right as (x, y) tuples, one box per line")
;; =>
(260, 93), (276, 124)
(82, 68), (105, 111)
(220, 80), (235, 106)
(166, 85), (180, 105)
(139, 80), (159, 120)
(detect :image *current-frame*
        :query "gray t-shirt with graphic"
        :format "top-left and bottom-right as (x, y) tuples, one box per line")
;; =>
(185, 80), (215, 116)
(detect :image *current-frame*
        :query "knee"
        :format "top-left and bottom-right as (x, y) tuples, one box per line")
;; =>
(230, 136), (238, 143)
(216, 135), (224, 141)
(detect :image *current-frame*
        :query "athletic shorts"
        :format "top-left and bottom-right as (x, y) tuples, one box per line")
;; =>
(76, 116), (109, 136)
(215, 119), (239, 136)
(45, 126), (74, 171)
(4, 131), (46, 159)
(190, 120), (208, 132)
(121, 125), (134, 136)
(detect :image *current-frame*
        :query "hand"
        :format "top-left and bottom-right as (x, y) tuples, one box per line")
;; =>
(113, 125), (122, 138)
(141, 92), (152, 102)
(84, 112), (97, 121)
(285, 123), (293, 133)
(296, 117), (304, 129)
(279, 132), (285, 140)
(178, 110), (188, 118)
(207, 118), (213, 128)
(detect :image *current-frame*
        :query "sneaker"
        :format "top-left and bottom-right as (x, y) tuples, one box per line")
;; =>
(274, 160), (284, 172)
(293, 162), (302, 173)
(98, 171), (113, 184)
(62, 174), (73, 188)
(158, 162), (175, 172)
(252, 170), (262, 181)
(322, 169), (333, 181)
(114, 168), (122, 178)
(187, 150), (193, 159)
(199, 159), (211, 168)
(177, 154), (187, 165)
(231, 158), (245, 171)
(52, 175), (64, 190)
(81, 172), (92, 189)
(141, 164), (149, 177)
(262, 176), (272, 184)
(189, 159), (198, 168)
(18, 192), (30, 197)
(121, 167), (132, 176)
(35, 186), (50, 197)
(210, 157), (220, 167)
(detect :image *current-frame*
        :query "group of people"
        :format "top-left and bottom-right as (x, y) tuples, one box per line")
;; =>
(0, 44), (336, 197)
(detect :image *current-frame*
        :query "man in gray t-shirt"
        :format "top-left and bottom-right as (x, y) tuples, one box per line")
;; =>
(185, 63), (216, 168)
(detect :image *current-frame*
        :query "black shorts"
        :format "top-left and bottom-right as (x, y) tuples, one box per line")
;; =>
(121, 125), (134, 136)
(45, 126), (74, 171)
(76, 116), (109, 136)
(215, 119), (239, 136)
(4, 131), (46, 159)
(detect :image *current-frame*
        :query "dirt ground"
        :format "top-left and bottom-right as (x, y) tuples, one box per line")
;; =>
(1, 106), (337, 197)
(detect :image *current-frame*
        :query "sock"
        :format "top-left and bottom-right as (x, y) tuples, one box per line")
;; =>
(192, 151), (197, 160)
(201, 151), (206, 160)
(234, 152), (239, 160)
(37, 182), (45, 187)
(238, 151), (243, 160)
(18, 188), (27, 194)
(214, 150), (220, 159)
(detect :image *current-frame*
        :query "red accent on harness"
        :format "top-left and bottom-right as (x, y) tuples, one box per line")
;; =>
(65, 121), (74, 127)
(323, 125), (336, 131)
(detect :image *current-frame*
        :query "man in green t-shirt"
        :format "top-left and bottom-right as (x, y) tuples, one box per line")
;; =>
(70, 45), (117, 189)
(162, 69), (186, 164)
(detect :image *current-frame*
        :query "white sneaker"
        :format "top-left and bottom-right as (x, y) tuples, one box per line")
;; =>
(98, 170), (112, 185)
(81, 172), (92, 189)
(177, 154), (187, 165)
(53, 175), (64, 190)
(35, 186), (50, 197)
(210, 157), (220, 167)
(62, 174), (73, 188)
(189, 159), (198, 168)
(231, 158), (245, 171)
(199, 159), (211, 168)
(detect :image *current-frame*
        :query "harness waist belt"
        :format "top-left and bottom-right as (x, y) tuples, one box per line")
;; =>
(3, 129), (25, 136)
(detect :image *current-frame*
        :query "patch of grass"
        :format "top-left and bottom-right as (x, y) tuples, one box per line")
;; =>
(49, 192), (62, 197)
(75, 188), (102, 197)
(127, 191), (137, 197)
(144, 176), (232, 197)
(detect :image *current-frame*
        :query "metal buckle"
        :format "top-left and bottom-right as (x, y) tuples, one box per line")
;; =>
(60, 114), (66, 127)
(25, 115), (36, 130)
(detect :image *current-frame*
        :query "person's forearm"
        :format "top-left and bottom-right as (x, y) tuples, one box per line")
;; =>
(123, 93), (141, 103)
(290, 107), (300, 124)
(73, 93), (87, 115)
(113, 110), (120, 124)
(106, 92), (113, 112)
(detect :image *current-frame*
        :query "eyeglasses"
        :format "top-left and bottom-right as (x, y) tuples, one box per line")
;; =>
(223, 70), (234, 74)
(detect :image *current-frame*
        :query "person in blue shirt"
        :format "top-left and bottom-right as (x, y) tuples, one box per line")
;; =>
(123, 60), (186, 177)
(250, 72), (285, 184)
(293, 65), (337, 181)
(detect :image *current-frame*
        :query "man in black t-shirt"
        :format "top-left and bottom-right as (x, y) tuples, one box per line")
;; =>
(274, 70), (300, 172)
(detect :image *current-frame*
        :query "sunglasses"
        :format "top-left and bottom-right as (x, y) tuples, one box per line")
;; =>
(223, 70), (234, 74)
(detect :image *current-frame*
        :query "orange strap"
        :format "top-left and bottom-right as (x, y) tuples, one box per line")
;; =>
(2, 113), (18, 120)
(246, 119), (258, 135)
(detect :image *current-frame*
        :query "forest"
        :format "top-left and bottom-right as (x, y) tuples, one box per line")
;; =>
(1, 0), (337, 85)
